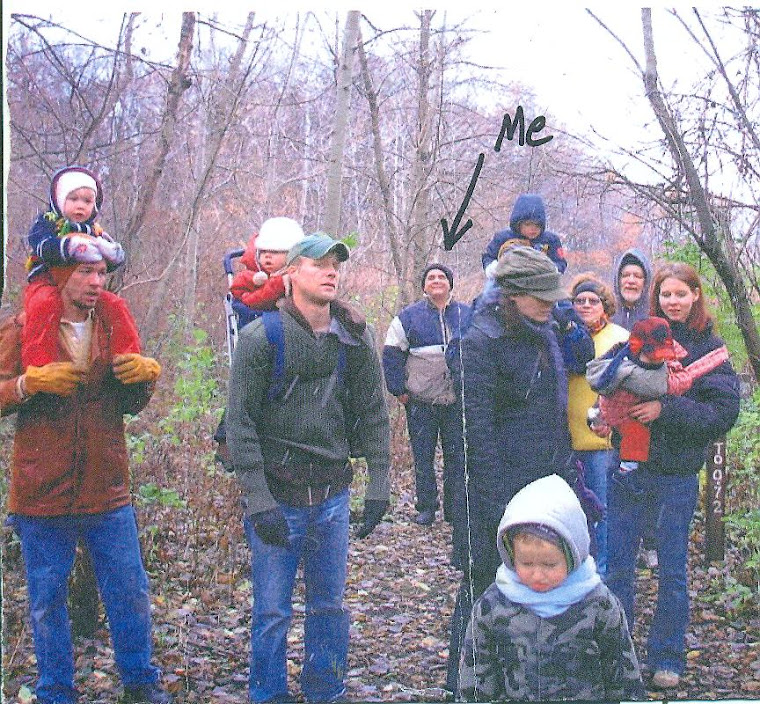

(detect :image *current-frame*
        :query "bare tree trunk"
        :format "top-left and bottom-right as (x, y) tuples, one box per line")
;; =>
(182, 13), (256, 336)
(641, 9), (760, 380)
(143, 13), (260, 340)
(323, 10), (359, 237)
(69, 545), (99, 639)
(357, 29), (404, 300)
(301, 109), (312, 218)
(133, 13), (196, 342)
(408, 10), (433, 304)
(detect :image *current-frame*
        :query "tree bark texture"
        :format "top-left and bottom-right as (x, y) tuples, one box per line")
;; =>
(324, 11), (360, 238)
(641, 9), (760, 381)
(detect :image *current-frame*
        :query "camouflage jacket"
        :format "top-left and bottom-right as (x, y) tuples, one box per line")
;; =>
(458, 582), (645, 701)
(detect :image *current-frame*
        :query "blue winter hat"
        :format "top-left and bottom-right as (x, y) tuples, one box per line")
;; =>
(509, 193), (546, 232)
(286, 233), (350, 265)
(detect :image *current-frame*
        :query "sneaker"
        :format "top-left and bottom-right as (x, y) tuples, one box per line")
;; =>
(651, 669), (680, 689)
(414, 509), (435, 526)
(123, 684), (173, 703)
(642, 548), (658, 569)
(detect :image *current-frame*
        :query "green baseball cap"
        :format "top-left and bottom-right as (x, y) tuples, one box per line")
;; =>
(286, 233), (350, 265)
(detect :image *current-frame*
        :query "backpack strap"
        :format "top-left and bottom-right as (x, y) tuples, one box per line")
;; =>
(262, 311), (286, 401)
(336, 342), (346, 390)
(262, 310), (348, 402)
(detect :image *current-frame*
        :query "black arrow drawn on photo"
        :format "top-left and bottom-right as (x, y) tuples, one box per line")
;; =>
(441, 152), (485, 251)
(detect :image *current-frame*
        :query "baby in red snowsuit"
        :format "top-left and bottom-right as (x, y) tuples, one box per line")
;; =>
(229, 217), (306, 311)
(586, 317), (729, 469)
(22, 166), (139, 369)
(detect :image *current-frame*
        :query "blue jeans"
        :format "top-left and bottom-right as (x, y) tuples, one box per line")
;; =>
(576, 449), (612, 577)
(244, 489), (350, 702)
(9, 506), (159, 704)
(606, 467), (698, 675)
(405, 401), (465, 518)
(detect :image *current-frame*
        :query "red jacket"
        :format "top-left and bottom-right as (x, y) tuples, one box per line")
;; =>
(0, 306), (153, 516)
(229, 234), (286, 310)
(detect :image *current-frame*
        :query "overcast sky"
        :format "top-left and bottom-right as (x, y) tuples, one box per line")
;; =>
(2, 4), (716, 183)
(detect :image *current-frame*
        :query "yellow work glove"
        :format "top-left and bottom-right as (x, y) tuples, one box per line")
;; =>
(23, 362), (85, 397)
(112, 353), (161, 385)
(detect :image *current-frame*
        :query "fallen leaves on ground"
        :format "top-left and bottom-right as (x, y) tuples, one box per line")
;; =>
(2, 413), (759, 702)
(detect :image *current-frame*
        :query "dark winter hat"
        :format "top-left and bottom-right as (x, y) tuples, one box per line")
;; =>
(620, 252), (646, 272)
(421, 263), (454, 290)
(572, 280), (603, 298)
(629, 317), (677, 362)
(492, 246), (566, 302)
(286, 233), (350, 265)
(49, 166), (104, 217)
(505, 523), (575, 572)
(509, 193), (547, 232)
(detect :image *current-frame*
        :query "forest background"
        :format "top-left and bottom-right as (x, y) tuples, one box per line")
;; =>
(1, 7), (759, 703)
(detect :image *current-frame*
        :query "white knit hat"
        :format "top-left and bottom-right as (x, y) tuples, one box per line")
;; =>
(255, 217), (305, 252)
(51, 168), (100, 215)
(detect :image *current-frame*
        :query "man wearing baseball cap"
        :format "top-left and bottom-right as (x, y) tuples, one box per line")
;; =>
(227, 233), (390, 703)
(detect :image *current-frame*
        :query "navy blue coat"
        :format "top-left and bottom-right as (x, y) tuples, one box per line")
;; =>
(482, 194), (567, 273)
(382, 298), (471, 398)
(447, 302), (577, 575)
(645, 321), (739, 474)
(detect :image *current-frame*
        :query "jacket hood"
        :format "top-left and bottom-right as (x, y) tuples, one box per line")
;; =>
(612, 247), (652, 327)
(509, 194), (546, 233)
(497, 474), (589, 572)
(241, 234), (264, 273)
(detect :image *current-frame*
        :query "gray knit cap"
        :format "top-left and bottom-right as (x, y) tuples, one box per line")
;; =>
(492, 245), (567, 302)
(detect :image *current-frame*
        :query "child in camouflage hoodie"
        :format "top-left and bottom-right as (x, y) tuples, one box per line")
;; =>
(458, 474), (644, 702)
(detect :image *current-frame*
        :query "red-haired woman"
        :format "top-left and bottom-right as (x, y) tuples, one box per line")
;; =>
(606, 263), (740, 691)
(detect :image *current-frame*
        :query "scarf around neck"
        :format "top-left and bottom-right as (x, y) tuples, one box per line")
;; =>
(522, 315), (569, 412)
(495, 556), (601, 618)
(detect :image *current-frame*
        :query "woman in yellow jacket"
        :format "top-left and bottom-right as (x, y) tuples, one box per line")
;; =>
(567, 273), (629, 576)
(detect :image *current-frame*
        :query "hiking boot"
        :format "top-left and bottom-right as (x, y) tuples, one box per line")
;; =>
(651, 669), (680, 689)
(123, 683), (173, 703)
(414, 509), (435, 526)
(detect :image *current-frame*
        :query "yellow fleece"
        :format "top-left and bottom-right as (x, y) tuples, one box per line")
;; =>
(568, 322), (629, 451)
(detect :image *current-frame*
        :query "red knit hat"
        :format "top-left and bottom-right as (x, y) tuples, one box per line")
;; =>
(629, 317), (677, 362)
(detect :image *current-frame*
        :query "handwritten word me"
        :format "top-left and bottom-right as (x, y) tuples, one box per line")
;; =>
(442, 106), (553, 250)
(494, 106), (553, 150)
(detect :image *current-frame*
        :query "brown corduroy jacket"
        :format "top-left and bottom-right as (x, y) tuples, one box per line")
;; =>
(0, 307), (153, 516)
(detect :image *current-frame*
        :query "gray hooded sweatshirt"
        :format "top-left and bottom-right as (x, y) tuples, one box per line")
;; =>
(458, 475), (644, 702)
(611, 247), (653, 332)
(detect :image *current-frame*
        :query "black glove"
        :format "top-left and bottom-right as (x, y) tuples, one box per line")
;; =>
(552, 299), (584, 333)
(251, 507), (290, 547)
(356, 499), (389, 539)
